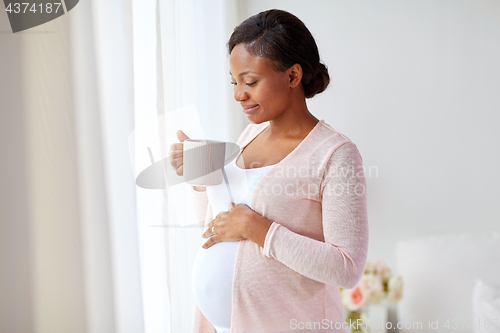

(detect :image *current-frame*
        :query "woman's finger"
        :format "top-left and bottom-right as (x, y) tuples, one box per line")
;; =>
(175, 165), (183, 176)
(169, 150), (183, 160)
(202, 234), (218, 249)
(177, 130), (190, 143)
(215, 211), (228, 220)
(170, 143), (184, 151)
(202, 223), (217, 239)
(168, 145), (183, 161)
(170, 156), (183, 169)
(169, 144), (184, 170)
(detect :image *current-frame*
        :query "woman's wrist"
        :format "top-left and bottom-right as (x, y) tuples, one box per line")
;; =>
(244, 214), (273, 248)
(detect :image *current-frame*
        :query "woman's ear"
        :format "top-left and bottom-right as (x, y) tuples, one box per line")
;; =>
(288, 63), (303, 88)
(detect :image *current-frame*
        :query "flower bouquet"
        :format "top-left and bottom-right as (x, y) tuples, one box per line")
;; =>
(339, 260), (403, 333)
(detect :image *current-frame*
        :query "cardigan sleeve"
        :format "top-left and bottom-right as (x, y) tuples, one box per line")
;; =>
(262, 141), (369, 289)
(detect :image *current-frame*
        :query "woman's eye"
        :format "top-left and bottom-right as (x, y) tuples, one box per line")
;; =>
(230, 81), (257, 86)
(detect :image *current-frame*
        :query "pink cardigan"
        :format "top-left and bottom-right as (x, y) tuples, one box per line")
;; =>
(191, 120), (369, 333)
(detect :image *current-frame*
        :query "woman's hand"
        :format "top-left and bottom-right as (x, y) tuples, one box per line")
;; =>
(169, 130), (205, 192)
(168, 130), (189, 176)
(202, 203), (273, 249)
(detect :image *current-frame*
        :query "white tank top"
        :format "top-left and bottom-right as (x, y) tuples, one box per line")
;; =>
(191, 151), (274, 332)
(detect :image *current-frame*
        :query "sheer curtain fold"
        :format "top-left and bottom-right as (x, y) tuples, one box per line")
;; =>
(73, 0), (145, 332)
(151, 0), (244, 332)
(83, 0), (145, 332)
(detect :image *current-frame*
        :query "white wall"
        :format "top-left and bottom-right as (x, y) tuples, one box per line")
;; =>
(239, 0), (500, 271)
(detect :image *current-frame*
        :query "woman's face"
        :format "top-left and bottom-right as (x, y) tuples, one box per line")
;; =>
(229, 43), (295, 124)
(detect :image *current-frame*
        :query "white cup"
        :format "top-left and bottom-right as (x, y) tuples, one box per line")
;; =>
(183, 139), (226, 186)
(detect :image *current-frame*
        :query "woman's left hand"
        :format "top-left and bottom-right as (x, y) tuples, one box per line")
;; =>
(201, 203), (256, 249)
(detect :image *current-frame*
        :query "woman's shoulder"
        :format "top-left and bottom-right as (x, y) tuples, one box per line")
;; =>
(316, 120), (353, 143)
(304, 120), (363, 167)
(318, 121), (364, 169)
(298, 120), (354, 156)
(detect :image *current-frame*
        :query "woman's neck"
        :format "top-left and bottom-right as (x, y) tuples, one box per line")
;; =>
(266, 98), (319, 140)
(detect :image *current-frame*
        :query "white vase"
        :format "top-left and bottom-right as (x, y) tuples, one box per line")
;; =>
(366, 303), (389, 333)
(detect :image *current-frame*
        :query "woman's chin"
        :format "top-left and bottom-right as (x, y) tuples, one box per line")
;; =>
(246, 113), (267, 125)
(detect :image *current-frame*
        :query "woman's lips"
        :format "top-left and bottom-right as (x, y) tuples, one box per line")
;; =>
(241, 104), (259, 114)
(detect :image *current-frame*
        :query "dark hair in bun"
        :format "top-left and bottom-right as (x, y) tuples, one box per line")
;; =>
(228, 9), (330, 98)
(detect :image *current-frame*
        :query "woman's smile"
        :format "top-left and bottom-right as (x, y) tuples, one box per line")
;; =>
(241, 104), (259, 114)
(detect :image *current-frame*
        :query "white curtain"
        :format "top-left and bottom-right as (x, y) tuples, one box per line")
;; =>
(130, 0), (245, 332)
(0, 0), (144, 332)
(78, 0), (145, 332)
(1, 0), (245, 331)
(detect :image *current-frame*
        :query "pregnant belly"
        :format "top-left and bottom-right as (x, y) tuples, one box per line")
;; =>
(192, 240), (240, 330)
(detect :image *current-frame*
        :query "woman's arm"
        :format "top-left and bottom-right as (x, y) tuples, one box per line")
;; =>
(256, 142), (369, 289)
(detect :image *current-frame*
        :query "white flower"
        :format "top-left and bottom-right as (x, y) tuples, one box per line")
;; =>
(364, 261), (376, 275)
(342, 284), (369, 311)
(374, 260), (392, 280)
(342, 273), (386, 311)
(360, 273), (385, 304)
(387, 276), (403, 304)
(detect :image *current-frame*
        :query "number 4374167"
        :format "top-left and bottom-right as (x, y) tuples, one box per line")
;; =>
(5, 3), (62, 14)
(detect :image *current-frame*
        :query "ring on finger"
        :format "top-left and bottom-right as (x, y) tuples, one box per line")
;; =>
(211, 225), (216, 233)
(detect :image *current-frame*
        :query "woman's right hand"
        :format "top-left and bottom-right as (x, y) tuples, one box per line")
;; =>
(169, 130), (190, 176)
(169, 130), (206, 192)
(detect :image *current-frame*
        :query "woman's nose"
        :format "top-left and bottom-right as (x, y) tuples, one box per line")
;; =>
(234, 85), (248, 102)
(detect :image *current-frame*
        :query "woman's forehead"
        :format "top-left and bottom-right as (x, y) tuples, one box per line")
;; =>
(229, 44), (274, 76)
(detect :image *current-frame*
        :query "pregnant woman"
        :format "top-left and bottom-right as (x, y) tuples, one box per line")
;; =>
(169, 9), (369, 333)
